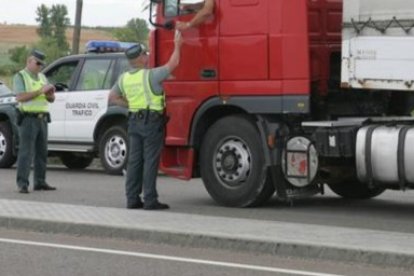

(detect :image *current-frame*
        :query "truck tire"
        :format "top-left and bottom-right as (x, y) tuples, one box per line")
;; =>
(200, 115), (275, 207)
(0, 122), (17, 168)
(328, 177), (385, 199)
(60, 153), (94, 170)
(99, 125), (128, 175)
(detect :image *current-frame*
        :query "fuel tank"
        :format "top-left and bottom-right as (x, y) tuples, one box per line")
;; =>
(356, 125), (414, 184)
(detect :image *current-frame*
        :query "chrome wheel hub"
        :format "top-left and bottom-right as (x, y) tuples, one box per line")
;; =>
(215, 138), (251, 187)
(105, 135), (126, 168)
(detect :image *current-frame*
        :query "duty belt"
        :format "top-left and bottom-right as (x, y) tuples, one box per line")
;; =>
(129, 110), (163, 119)
(22, 112), (49, 119)
(129, 109), (164, 125)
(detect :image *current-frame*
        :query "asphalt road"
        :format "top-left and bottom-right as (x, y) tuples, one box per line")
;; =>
(0, 228), (412, 276)
(1, 164), (414, 233)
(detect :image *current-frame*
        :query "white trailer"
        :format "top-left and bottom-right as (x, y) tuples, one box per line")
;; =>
(341, 0), (414, 91)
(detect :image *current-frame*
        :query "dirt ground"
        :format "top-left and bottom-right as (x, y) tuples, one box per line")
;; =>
(0, 24), (114, 53)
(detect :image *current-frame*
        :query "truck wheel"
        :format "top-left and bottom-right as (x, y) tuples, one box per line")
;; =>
(60, 153), (94, 170)
(99, 125), (127, 175)
(0, 122), (17, 168)
(328, 177), (385, 199)
(200, 115), (275, 207)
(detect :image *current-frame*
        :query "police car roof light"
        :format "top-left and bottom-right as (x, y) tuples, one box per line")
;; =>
(85, 40), (139, 54)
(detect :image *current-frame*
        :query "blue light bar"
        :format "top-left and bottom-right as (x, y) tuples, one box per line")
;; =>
(118, 42), (138, 50)
(85, 40), (139, 53)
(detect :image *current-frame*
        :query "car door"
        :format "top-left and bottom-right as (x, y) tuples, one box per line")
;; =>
(64, 57), (116, 142)
(44, 59), (81, 141)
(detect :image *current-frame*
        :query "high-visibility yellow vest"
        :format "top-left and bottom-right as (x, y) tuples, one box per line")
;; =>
(120, 69), (164, 112)
(18, 69), (49, 113)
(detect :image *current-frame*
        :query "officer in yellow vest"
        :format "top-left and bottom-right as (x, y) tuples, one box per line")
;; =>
(109, 32), (183, 210)
(13, 49), (56, 193)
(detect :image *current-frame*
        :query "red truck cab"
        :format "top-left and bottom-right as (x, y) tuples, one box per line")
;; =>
(148, 0), (376, 207)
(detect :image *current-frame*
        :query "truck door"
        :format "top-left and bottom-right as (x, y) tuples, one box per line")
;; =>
(218, 0), (272, 94)
(155, 0), (219, 146)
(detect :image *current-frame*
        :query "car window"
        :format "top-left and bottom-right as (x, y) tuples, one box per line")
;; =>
(76, 59), (114, 91)
(45, 61), (79, 90)
(118, 58), (131, 75)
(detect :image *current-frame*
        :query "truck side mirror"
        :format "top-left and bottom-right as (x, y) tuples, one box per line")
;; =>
(149, 0), (175, 30)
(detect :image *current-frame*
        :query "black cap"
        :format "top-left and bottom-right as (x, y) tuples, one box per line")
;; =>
(125, 44), (145, 60)
(30, 49), (46, 65)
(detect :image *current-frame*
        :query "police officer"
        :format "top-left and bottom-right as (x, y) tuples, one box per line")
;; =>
(14, 49), (56, 193)
(109, 32), (183, 210)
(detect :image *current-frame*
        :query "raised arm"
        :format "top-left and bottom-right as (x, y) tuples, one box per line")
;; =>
(176, 0), (215, 31)
(165, 31), (183, 72)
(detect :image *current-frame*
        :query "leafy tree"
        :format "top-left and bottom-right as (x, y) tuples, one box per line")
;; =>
(36, 4), (52, 38)
(113, 18), (150, 45)
(34, 4), (71, 61)
(50, 4), (70, 51)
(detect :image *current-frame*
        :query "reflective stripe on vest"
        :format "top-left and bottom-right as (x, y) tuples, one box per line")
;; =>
(120, 69), (164, 112)
(19, 69), (48, 113)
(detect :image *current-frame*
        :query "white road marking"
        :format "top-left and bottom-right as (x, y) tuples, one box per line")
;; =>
(0, 238), (343, 276)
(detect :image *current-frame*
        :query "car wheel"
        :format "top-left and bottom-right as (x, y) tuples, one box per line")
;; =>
(99, 125), (128, 175)
(0, 121), (17, 168)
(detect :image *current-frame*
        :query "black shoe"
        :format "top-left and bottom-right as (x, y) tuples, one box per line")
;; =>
(144, 201), (170, 210)
(34, 184), (56, 191)
(18, 187), (29, 194)
(127, 201), (144, 209)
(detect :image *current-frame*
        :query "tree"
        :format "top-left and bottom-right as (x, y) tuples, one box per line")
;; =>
(113, 18), (150, 45)
(34, 4), (71, 59)
(36, 4), (52, 38)
(50, 4), (70, 51)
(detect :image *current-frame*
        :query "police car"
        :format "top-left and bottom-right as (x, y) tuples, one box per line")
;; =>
(0, 41), (135, 174)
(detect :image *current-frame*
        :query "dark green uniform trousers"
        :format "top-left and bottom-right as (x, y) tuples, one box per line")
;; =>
(125, 113), (164, 206)
(16, 116), (48, 189)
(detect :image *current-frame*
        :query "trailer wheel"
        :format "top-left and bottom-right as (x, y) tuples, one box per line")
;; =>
(328, 177), (385, 199)
(200, 115), (275, 207)
(0, 121), (17, 168)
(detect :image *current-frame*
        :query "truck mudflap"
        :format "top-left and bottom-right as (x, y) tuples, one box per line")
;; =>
(256, 116), (320, 201)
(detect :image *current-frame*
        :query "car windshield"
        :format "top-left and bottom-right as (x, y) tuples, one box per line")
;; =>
(0, 82), (14, 96)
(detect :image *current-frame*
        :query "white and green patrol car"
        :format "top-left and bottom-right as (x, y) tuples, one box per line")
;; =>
(0, 41), (134, 174)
